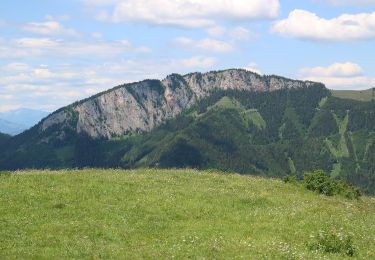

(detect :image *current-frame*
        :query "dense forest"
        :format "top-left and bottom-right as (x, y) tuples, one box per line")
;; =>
(0, 132), (10, 145)
(1, 85), (375, 194)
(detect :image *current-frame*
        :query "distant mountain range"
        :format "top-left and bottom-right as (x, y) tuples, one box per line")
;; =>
(0, 118), (25, 136)
(0, 131), (10, 145)
(0, 69), (374, 194)
(0, 108), (49, 135)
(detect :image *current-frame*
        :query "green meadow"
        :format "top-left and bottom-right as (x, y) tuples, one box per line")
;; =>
(1, 169), (375, 259)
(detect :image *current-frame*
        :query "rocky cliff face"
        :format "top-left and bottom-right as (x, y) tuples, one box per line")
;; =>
(40, 69), (318, 139)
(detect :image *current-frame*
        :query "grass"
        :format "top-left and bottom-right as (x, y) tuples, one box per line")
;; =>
(326, 112), (350, 160)
(243, 109), (267, 130)
(331, 89), (375, 102)
(1, 169), (375, 259)
(211, 96), (241, 110)
(209, 96), (267, 130)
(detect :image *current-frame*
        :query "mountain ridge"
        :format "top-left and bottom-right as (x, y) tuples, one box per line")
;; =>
(38, 69), (320, 139)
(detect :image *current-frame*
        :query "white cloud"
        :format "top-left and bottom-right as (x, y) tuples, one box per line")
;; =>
(207, 26), (257, 41)
(22, 20), (79, 36)
(318, 0), (375, 6)
(300, 62), (375, 89)
(0, 37), (151, 59)
(229, 27), (257, 40)
(300, 62), (363, 77)
(179, 56), (217, 68)
(207, 26), (226, 37)
(174, 37), (235, 52)
(0, 104), (21, 112)
(91, 32), (103, 39)
(85, 0), (280, 28)
(244, 63), (262, 75)
(82, 0), (122, 6)
(45, 14), (71, 21)
(0, 56), (217, 112)
(0, 94), (13, 100)
(2, 63), (30, 72)
(16, 38), (59, 48)
(272, 9), (375, 41)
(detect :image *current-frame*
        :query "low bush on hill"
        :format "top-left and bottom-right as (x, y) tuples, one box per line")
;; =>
(284, 169), (362, 199)
(308, 228), (356, 257)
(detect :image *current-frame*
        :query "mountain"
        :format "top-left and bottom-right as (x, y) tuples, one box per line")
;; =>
(1, 69), (375, 194)
(0, 132), (10, 145)
(0, 118), (26, 136)
(38, 69), (315, 139)
(0, 108), (49, 135)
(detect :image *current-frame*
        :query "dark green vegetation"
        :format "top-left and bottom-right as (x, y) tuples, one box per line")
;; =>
(0, 132), (10, 145)
(308, 228), (356, 257)
(284, 169), (362, 199)
(1, 169), (375, 258)
(331, 88), (375, 102)
(1, 85), (375, 194)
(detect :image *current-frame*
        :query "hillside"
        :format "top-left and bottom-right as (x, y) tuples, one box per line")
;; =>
(114, 87), (375, 194)
(331, 88), (375, 102)
(0, 132), (10, 145)
(1, 169), (374, 259)
(3, 84), (375, 194)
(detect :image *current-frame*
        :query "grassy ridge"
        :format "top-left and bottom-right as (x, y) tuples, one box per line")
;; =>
(331, 89), (375, 102)
(1, 169), (375, 259)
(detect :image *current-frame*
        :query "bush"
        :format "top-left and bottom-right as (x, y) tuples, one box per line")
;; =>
(303, 169), (336, 196)
(308, 228), (356, 257)
(303, 169), (361, 199)
(283, 175), (297, 184)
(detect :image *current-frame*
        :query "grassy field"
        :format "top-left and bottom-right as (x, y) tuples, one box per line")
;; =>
(331, 88), (375, 102)
(1, 169), (375, 259)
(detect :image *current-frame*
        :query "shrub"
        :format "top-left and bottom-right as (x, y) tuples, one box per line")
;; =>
(283, 175), (297, 184)
(303, 169), (361, 199)
(308, 228), (356, 257)
(303, 169), (336, 196)
(335, 181), (362, 200)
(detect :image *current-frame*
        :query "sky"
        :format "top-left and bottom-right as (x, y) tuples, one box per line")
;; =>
(0, 0), (375, 112)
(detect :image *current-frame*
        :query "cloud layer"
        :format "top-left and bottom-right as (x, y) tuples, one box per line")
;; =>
(0, 55), (218, 112)
(87, 0), (280, 28)
(0, 37), (150, 59)
(272, 10), (375, 41)
(300, 62), (375, 89)
(22, 20), (79, 36)
(320, 0), (375, 6)
(173, 37), (235, 52)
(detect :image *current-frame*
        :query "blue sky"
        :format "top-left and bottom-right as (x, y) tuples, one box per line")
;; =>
(0, 0), (374, 112)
